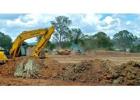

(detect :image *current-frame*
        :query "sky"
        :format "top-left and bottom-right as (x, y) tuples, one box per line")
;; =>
(0, 14), (140, 42)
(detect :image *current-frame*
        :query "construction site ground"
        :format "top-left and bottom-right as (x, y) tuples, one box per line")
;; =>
(0, 51), (140, 86)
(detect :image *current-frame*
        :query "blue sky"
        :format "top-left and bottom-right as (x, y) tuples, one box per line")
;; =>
(0, 14), (140, 42)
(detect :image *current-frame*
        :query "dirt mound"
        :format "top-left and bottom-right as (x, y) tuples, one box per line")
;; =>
(56, 49), (71, 55)
(0, 56), (140, 85)
(38, 58), (62, 79)
(112, 61), (140, 85)
(54, 60), (140, 85)
(0, 60), (16, 77)
(56, 59), (116, 85)
(0, 57), (61, 78)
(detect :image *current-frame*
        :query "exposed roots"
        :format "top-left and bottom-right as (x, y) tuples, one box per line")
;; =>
(14, 58), (40, 78)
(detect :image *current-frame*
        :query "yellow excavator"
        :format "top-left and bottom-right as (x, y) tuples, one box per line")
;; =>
(0, 50), (8, 64)
(0, 26), (55, 64)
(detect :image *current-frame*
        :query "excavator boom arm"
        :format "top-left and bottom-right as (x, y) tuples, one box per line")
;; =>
(10, 28), (50, 58)
(32, 26), (55, 57)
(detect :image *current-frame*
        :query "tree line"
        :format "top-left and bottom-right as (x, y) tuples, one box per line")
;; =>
(0, 16), (140, 53)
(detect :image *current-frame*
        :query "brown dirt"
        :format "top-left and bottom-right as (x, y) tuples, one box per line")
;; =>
(50, 59), (140, 85)
(0, 51), (140, 85)
(112, 61), (140, 85)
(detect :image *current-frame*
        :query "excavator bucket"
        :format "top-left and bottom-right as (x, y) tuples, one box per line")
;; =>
(0, 51), (8, 64)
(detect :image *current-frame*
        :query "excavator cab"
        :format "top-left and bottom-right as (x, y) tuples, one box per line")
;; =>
(0, 50), (8, 64)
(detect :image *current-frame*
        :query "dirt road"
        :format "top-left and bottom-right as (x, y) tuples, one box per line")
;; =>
(50, 51), (140, 64)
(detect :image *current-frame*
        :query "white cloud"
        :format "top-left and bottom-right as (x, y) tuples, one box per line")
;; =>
(0, 28), (7, 34)
(126, 21), (131, 25)
(79, 14), (122, 37)
(103, 16), (114, 25)
(0, 14), (55, 42)
(96, 16), (121, 32)
(81, 14), (102, 25)
(6, 14), (53, 29)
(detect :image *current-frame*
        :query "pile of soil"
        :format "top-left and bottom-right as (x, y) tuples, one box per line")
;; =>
(0, 57), (140, 85)
(0, 60), (16, 77)
(0, 57), (60, 78)
(112, 61), (140, 85)
(56, 59), (116, 85)
(38, 58), (62, 79)
(51, 59), (140, 85)
(56, 49), (71, 55)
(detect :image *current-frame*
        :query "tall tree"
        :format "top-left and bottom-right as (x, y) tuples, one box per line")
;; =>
(92, 32), (113, 49)
(51, 16), (72, 48)
(113, 30), (137, 51)
(70, 28), (85, 45)
(0, 32), (12, 50)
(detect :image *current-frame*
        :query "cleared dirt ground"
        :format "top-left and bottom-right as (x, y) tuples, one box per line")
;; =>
(0, 51), (140, 86)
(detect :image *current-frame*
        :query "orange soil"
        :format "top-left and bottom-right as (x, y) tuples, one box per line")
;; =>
(0, 51), (140, 86)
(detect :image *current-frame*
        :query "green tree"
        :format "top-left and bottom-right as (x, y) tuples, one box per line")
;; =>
(51, 16), (72, 48)
(45, 41), (56, 51)
(82, 36), (94, 50)
(113, 30), (137, 51)
(130, 38), (140, 52)
(130, 44), (140, 52)
(0, 32), (12, 50)
(70, 28), (85, 45)
(92, 32), (113, 49)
